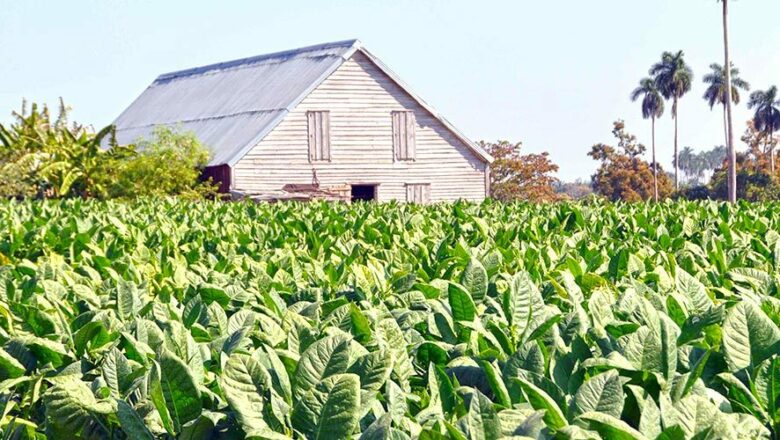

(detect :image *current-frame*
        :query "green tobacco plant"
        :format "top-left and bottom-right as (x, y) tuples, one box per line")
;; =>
(0, 199), (778, 438)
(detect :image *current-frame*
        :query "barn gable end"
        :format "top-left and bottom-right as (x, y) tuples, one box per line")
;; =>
(233, 51), (489, 202)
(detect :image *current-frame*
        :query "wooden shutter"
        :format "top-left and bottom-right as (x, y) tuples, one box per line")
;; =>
(392, 112), (401, 160)
(307, 111), (330, 162)
(392, 111), (416, 160)
(405, 183), (430, 204)
(405, 111), (416, 159)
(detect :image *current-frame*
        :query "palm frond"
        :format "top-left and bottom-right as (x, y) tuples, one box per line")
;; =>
(630, 78), (664, 119)
(749, 86), (780, 136)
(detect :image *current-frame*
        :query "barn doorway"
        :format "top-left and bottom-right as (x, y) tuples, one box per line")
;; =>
(351, 184), (377, 202)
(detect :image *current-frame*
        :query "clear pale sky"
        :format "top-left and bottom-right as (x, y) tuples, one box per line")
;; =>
(2, 0), (780, 181)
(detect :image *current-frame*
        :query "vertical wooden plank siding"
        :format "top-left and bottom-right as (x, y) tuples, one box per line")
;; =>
(405, 183), (430, 204)
(234, 52), (487, 202)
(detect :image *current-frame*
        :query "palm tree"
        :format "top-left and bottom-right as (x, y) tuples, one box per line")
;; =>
(705, 145), (728, 170)
(747, 86), (780, 173)
(677, 146), (696, 184)
(719, 0), (736, 202)
(651, 51), (693, 190)
(702, 63), (750, 149)
(630, 78), (665, 201)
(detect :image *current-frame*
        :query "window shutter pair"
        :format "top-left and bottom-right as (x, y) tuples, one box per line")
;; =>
(307, 111), (330, 162)
(405, 183), (430, 204)
(392, 111), (416, 161)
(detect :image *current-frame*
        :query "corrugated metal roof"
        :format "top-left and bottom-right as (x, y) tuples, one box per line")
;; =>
(112, 39), (492, 166)
(112, 40), (360, 166)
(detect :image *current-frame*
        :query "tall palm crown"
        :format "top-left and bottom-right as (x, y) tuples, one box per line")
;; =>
(703, 63), (750, 109)
(650, 50), (694, 115)
(630, 78), (665, 119)
(650, 50), (692, 190)
(630, 77), (664, 201)
(748, 86), (780, 136)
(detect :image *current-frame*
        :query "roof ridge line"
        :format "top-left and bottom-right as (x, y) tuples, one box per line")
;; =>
(156, 39), (360, 82)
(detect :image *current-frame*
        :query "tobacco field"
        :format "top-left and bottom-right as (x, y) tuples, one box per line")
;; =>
(1, 199), (780, 439)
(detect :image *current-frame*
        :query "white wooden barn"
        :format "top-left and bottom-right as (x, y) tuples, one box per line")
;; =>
(112, 40), (492, 203)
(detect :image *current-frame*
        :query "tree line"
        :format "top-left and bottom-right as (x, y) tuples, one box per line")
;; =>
(485, 1), (780, 203)
(0, 100), (215, 200)
(587, 0), (780, 203)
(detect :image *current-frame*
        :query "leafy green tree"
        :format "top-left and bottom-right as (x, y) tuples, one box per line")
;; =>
(702, 63), (750, 149)
(747, 86), (780, 173)
(651, 51), (693, 190)
(111, 126), (215, 199)
(630, 78), (665, 201)
(588, 120), (674, 201)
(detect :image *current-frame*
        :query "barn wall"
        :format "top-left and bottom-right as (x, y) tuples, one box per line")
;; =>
(233, 52), (487, 202)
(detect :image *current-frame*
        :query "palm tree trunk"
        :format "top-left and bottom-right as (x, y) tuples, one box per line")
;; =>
(767, 134), (774, 174)
(723, 104), (729, 149)
(723, 0), (737, 203)
(674, 98), (679, 191)
(652, 116), (658, 201)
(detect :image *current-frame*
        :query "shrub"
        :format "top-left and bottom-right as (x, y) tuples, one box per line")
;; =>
(678, 184), (711, 200)
(0, 101), (215, 200)
(109, 126), (216, 199)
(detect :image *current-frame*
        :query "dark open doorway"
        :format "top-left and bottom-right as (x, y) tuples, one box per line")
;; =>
(351, 184), (377, 202)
